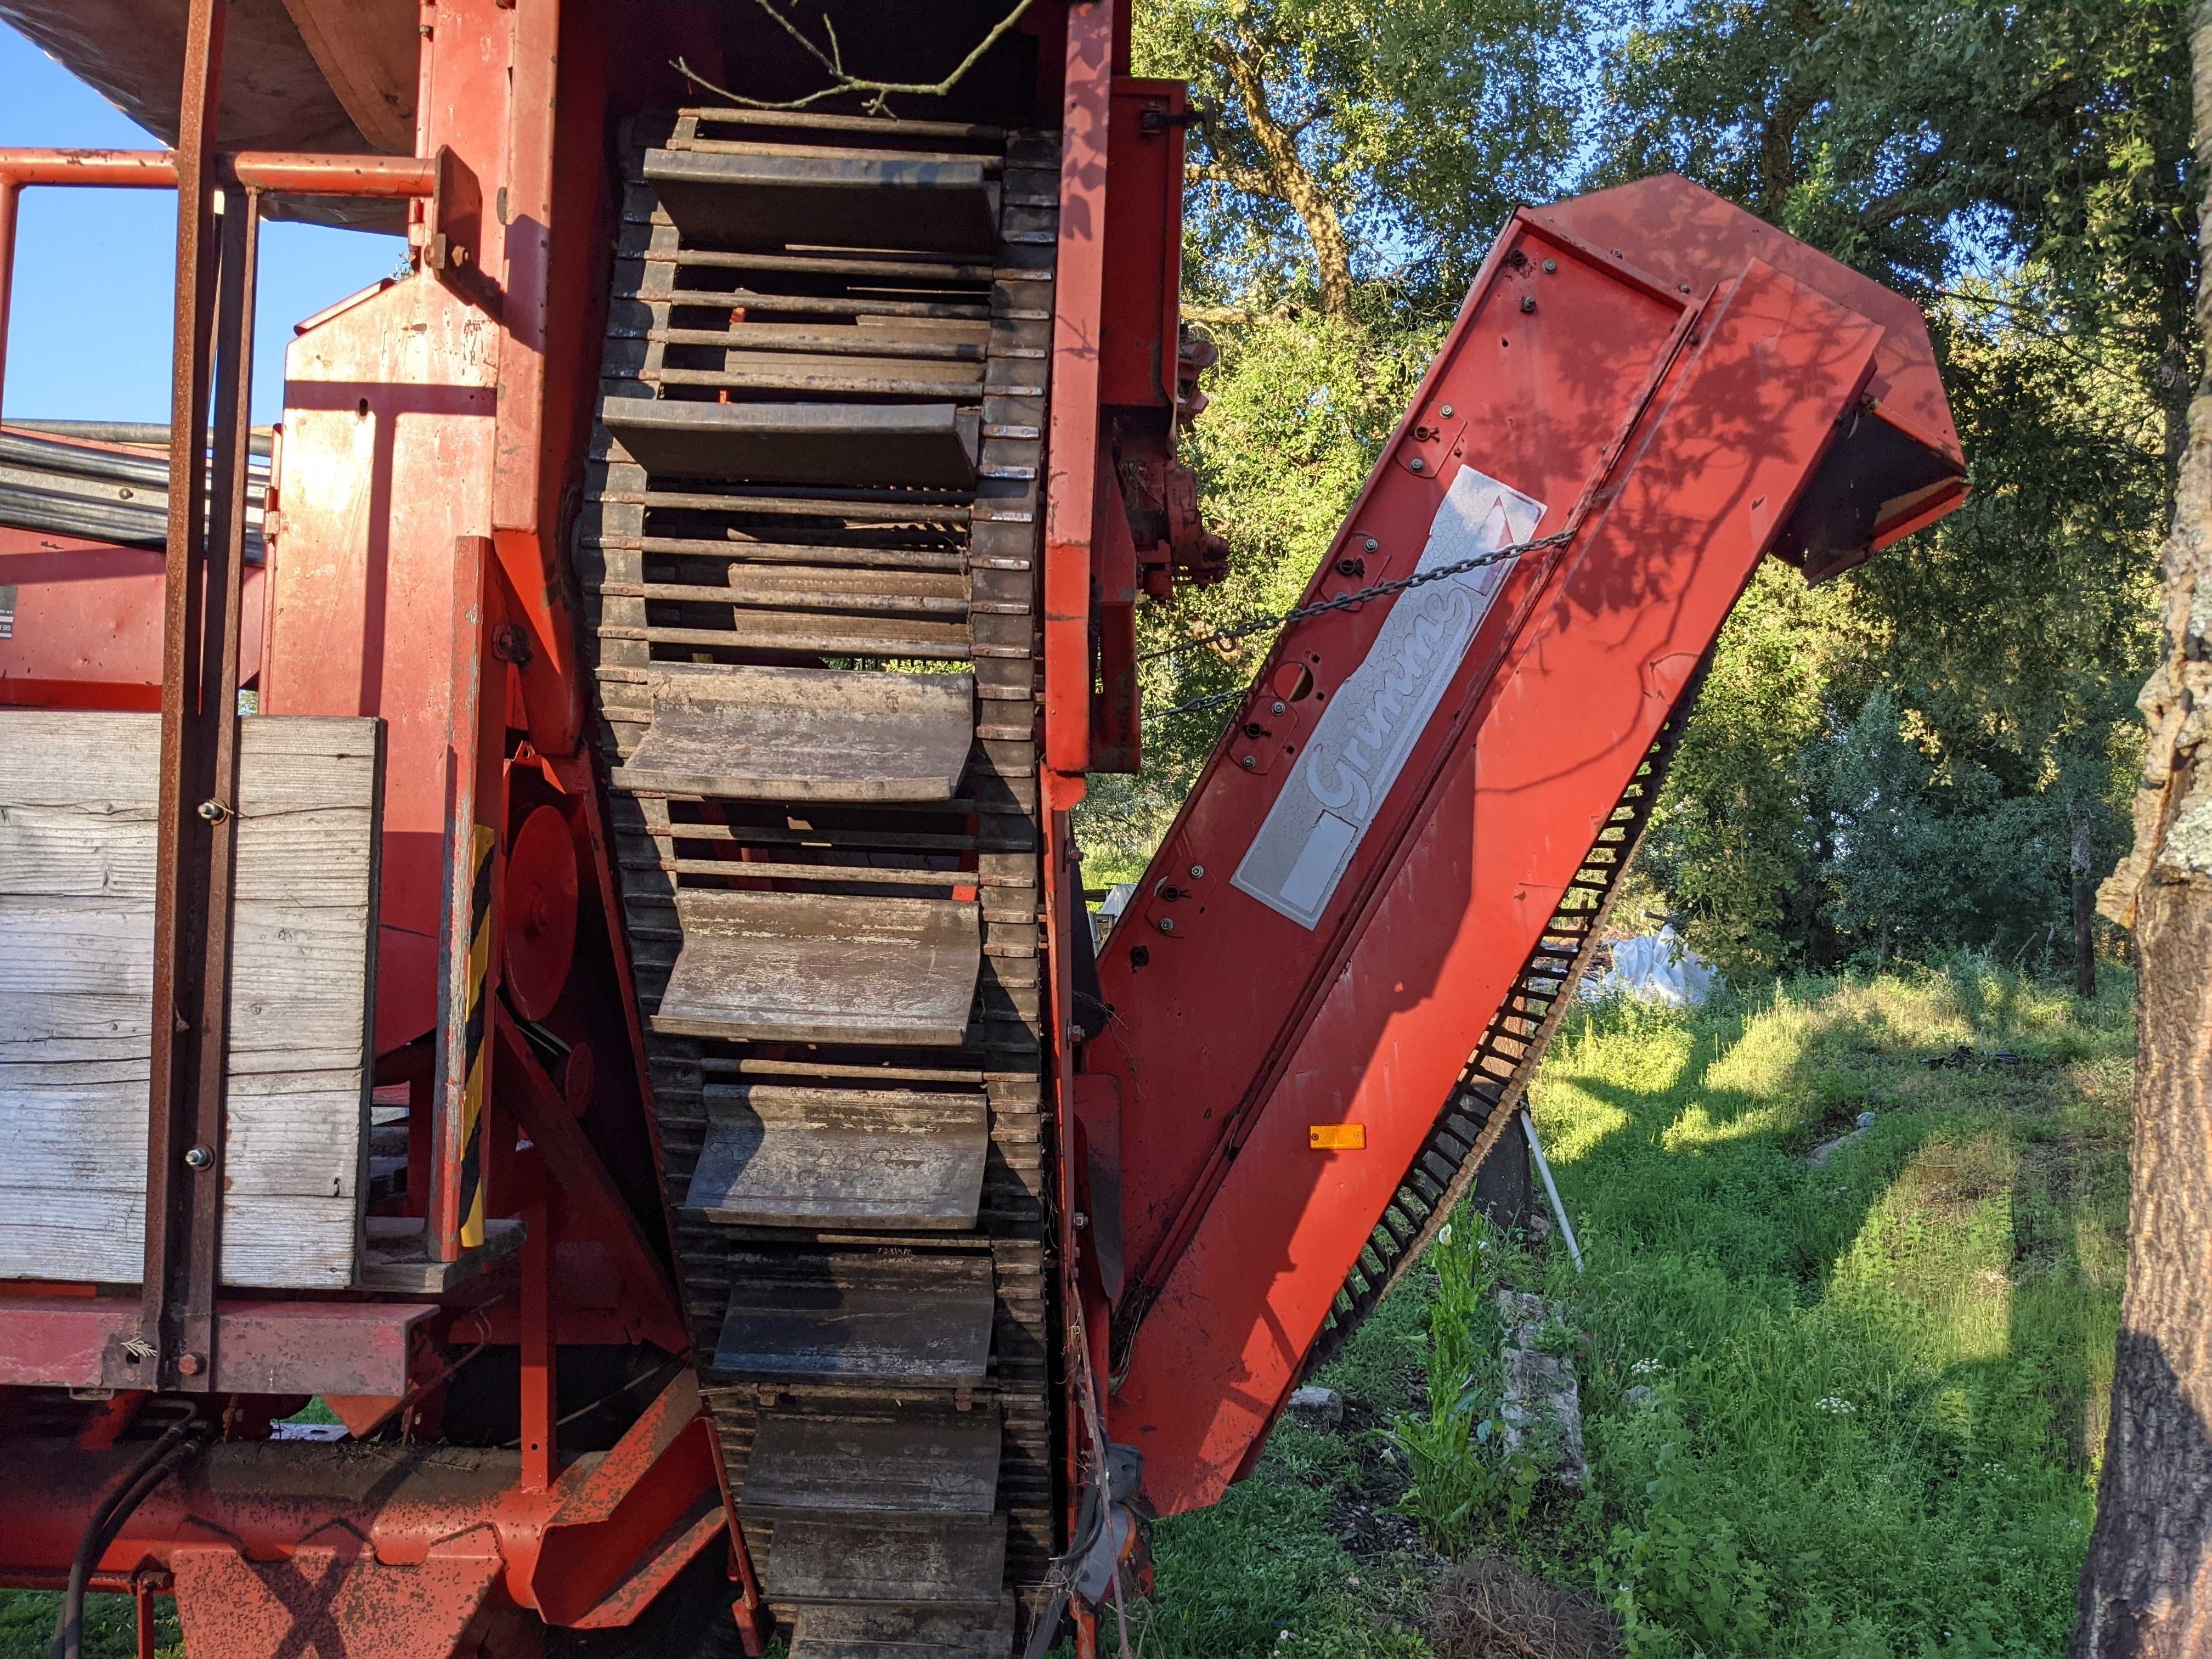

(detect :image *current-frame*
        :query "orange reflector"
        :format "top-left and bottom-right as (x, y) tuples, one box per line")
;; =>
(1308, 1124), (1366, 1150)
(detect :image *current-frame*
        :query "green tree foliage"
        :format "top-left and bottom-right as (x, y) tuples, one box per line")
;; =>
(1136, 0), (1592, 318)
(1090, 0), (2176, 979)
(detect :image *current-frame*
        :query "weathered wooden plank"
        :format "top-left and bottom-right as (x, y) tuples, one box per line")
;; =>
(763, 1513), (1006, 1606)
(0, 711), (383, 1288)
(787, 1601), (1014, 1659)
(685, 1087), (988, 1231)
(712, 1250), (994, 1385)
(0, 1188), (363, 1286)
(743, 1410), (1001, 1518)
(654, 891), (980, 1047)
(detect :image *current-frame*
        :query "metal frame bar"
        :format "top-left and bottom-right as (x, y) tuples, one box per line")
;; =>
(136, 0), (232, 1393)
(0, 148), (435, 425)
(1041, 2), (1113, 788)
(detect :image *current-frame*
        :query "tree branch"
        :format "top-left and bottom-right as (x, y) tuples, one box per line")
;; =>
(673, 0), (1034, 117)
(1204, 31), (1358, 318)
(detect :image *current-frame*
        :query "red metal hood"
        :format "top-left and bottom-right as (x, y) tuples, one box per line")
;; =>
(1534, 173), (1967, 578)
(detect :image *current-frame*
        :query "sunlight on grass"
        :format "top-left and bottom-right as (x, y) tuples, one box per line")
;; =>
(1396, 957), (2136, 1658)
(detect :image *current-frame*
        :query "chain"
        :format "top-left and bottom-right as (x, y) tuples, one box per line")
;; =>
(1140, 686), (1244, 727)
(1136, 527), (1575, 667)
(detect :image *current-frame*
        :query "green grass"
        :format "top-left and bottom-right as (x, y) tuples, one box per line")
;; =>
(0, 1593), (181, 1659)
(1386, 957), (2133, 1657)
(1128, 1259), (1442, 1657)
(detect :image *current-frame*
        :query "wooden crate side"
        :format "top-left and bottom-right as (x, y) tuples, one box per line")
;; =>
(0, 712), (385, 1287)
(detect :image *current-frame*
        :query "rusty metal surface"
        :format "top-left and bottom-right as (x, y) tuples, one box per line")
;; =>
(0, 148), (437, 195)
(170, 1540), (505, 1659)
(0, 1294), (431, 1393)
(0, 180), (15, 417)
(134, 0), (230, 1397)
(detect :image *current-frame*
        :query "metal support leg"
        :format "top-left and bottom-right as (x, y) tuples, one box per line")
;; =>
(430, 535), (505, 1263)
(518, 1167), (555, 1491)
(132, 0), (241, 1393)
(0, 179), (18, 418)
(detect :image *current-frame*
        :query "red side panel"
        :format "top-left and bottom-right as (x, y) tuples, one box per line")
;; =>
(0, 533), (264, 709)
(1098, 227), (1893, 1509)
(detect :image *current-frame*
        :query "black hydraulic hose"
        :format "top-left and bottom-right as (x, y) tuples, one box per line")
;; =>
(49, 1423), (206, 1659)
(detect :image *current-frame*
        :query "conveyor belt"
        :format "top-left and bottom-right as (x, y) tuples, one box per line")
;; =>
(580, 105), (1058, 1657)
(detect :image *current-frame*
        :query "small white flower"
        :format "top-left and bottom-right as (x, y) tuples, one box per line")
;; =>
(1630, 1358), (1662, 1376)
(1815, 1395), (1855, 1414)
(1437, 1223), (1453, 1248)
(1278, 1631), (1291, 1644)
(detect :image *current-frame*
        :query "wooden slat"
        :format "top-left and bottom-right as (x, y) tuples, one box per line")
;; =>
(764, 1514), (1006, 1607)
(712, 1249), (996, 1385)
(742, 1410), (1001, 1517)
(684, 1087), (988, 1231)
(0, 711), (383, 1288)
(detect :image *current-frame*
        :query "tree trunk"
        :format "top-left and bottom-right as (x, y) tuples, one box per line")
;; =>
(2073, 801), (2098, 1000)
(2074, 882), (2212, 1657)
(2074, 7), (2212, 1652)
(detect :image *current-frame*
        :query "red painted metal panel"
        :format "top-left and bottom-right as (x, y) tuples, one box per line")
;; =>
(0, 1417), (721, 1628)
(262, 275), (499, 1053)
(1091, 218), (1688, 1291)
(1042, 2), (1113, 783)
(169, 1541), (503, 1659)
(0, 1295), (431, 1395)
(1094, 195), (1945, 1509)
(0, 534), (264, 709)
(1531, 176), (1961, 470)
(1099, 78), (1186, 414)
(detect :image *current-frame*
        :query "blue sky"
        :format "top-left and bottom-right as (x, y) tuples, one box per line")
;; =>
(0, 21), (404, 424)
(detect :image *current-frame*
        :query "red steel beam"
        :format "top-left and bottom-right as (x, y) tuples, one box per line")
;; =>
(493, 1003), (689, 1352)
(0, 1295), (431, 1396)
(1041, 1), (1112, 792)
(0, 149), (439, 196)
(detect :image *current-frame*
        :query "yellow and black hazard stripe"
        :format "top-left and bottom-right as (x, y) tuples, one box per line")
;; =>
(455, 824), (495, 1249)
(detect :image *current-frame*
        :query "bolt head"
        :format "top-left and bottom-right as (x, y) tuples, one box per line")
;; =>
(1521, 295), (1538, 313)
(1271, 700), (1287, 716)
(1440, 404), (1454, 417)
(1239, 754), (1257, 769)
(1157, 916), (1176, 933)
(176, 1353), (204, 1377)
(184, 1144), (213, 1170)
(196, 799), (228, 823)
(1543, 258), (1558, 274)
(1363, 538), (1379, 553)
(1188, 864), (1205, 879)
(1409, 457), (1426, 473)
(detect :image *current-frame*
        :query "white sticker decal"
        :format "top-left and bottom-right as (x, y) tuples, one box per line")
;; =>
(1231, 465), (1548, 929)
